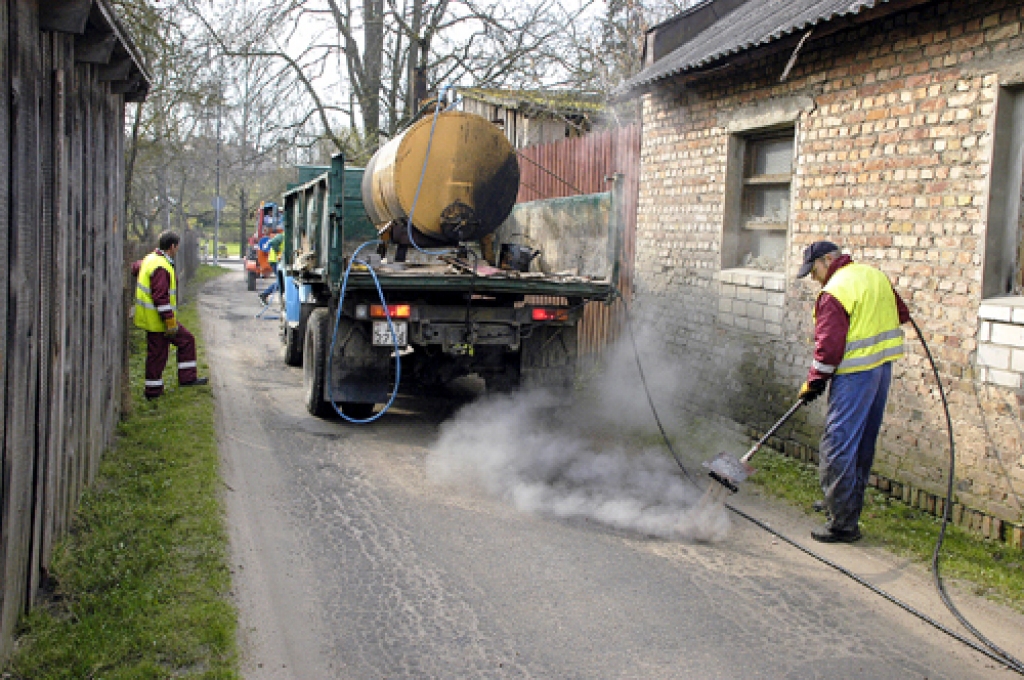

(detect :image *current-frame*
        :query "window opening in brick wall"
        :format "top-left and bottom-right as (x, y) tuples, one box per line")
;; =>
(725, 130), (794, 272)
(984, 86), (1024, 299)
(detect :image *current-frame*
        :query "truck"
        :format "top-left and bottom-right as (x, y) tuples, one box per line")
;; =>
(277, 109), (623, 420)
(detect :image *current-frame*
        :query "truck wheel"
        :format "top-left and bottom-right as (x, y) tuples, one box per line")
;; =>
(282, 304), (310, 367)
(341, 402), (376, 419)
(282, 324), (303, 366)
(246, 270), (257, 291)
(484, 367), (520, 393)
(303, 308), (333, 418)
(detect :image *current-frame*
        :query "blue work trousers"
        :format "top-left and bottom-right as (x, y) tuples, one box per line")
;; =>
(261, 263), (279, 298)
(820, 361), (892, 532)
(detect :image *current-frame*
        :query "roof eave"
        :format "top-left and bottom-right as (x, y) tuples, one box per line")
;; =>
(40, 0), (152, 102)
(613, 0), (937, 102)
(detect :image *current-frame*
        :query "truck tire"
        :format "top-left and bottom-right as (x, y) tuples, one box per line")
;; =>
(282, 323), (303, 367)
(484, 366), (520, 393)
(303, 307), (334, 418)
(281, 305), (309, 367)
(246, 270), (257, 291)
(340, 402), (376, 419)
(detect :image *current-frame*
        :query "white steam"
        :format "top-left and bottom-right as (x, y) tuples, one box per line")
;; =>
(426, 387), (731, 543)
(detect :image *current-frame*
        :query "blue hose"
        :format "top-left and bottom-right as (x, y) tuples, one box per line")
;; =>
(326, 240), (401, 423)
(326, 85), (456, 423)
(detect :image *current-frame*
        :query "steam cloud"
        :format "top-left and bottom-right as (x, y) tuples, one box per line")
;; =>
(426, 332), (732, 543)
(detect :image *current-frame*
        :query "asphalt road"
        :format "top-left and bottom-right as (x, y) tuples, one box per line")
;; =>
(200, 270), (1024, 679)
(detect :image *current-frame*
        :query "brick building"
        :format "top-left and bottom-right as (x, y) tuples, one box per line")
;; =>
(616, 0), (1024, 544)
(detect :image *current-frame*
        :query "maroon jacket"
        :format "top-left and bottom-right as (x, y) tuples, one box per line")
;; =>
(132, 250), (176, 323)
(807, 255), (910, 384)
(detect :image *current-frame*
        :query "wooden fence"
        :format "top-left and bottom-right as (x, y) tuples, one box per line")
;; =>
(516, 124), (641, 364)
(0, 0), (148, 662)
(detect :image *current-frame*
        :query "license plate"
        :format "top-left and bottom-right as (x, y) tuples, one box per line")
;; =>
(372, 321), (408, 347)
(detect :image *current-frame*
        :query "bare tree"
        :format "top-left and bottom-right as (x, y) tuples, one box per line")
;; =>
(115, 0), (678, 249)
(185, 0), (599, 156)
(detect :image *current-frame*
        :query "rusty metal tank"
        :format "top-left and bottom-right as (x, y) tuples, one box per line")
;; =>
(361, 110), (520, 244)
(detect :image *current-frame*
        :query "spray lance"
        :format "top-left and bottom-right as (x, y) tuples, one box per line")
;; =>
(693, 315), (1024, 676)
(703, 397), (807, 493)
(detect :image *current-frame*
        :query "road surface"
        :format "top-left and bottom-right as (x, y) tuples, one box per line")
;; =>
(200, 271), (1024, 679)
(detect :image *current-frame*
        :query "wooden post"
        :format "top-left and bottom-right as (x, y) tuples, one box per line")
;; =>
(1, 0), (43, 660)
(0, 0), (12, 653)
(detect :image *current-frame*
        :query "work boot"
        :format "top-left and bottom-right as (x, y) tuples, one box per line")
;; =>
(258, 292), (269, 305)
(811, 525), (862, 543)
(180, 377), (209, 387)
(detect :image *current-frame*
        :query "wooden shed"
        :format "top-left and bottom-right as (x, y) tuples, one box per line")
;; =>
(459, 87), (602, 149)
(0, 0), (149, 661)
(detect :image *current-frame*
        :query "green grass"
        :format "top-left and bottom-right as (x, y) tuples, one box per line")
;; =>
(750, 447), (1024, 612)
(6, 265), (239, 679)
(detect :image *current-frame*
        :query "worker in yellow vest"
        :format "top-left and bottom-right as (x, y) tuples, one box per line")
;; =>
(132, 231), (208, 400)
(797, 241), (910, 543)
(258, 227), (284, 305)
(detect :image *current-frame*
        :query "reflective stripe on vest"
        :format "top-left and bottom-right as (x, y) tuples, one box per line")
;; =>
(268, 242), (281, 264)
(135, 252), (178, 332)
(819, 262), (904, 375)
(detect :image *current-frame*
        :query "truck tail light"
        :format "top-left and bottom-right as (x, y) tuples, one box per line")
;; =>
(531, 307), (569, 322)
(370, 304), (412, 319)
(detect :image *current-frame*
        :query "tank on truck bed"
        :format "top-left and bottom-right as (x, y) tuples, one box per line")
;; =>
(278, 112), (620, 420)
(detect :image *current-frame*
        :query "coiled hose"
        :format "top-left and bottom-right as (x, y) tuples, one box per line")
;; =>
(626, 306), (1024, 676)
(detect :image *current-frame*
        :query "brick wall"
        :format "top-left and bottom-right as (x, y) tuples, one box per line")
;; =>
(635, 0), (1024, 543)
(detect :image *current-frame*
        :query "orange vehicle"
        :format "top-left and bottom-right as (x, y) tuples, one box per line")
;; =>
(245, 202), (281, 290)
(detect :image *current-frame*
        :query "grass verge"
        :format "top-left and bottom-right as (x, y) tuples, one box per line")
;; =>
(750, 446), (1024, 612)
(6, 264), (238, 679)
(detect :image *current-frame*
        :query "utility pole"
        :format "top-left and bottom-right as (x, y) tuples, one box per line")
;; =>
(213, 100), (223, 266)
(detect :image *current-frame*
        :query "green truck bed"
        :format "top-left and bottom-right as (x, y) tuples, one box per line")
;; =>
(342, 269), (615, 300)
(282, 153), (622, 303)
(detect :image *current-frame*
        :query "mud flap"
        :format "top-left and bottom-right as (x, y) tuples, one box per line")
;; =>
(327, 317), (393, 404)
(520, 324), (578, 392)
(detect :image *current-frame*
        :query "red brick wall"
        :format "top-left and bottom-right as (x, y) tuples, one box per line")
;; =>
(635, 0), (1024, 540)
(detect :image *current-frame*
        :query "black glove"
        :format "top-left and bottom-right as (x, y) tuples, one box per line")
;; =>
(798, 379), (826, 403)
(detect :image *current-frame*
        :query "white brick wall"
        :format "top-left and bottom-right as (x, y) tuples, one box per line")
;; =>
(717, 269), (786, 336)
(977, 296), (1024, 390)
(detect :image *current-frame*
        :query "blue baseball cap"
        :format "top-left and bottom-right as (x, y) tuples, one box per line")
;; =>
(796, 240), (839, 278)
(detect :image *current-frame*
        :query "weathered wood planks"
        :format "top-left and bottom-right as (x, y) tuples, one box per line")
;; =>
(0, 0), (148, 662)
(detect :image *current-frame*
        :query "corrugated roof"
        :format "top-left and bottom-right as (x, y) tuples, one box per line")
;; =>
(616, 0), (888, 97)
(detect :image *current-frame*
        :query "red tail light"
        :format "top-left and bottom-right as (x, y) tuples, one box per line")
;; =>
(370, 304), (412, 319)
(531, 307), (569, 322)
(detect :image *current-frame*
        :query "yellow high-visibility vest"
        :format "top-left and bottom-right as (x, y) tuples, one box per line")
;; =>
(816, 263), (903, 375)
(135, 252), (177, 332)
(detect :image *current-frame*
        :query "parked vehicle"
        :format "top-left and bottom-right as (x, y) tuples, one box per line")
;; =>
(244, 202), (280, 290)
(278, 110), (621, 420)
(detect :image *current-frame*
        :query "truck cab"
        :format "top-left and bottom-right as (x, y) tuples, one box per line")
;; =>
(244, 202), (281, 290)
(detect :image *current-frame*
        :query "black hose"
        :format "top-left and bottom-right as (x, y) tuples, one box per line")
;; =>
(725, 501), (1024, 672)
(624, 306), (1024, 676)
(909, 316), (1024, 674)
(625, 312), (699, 488)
